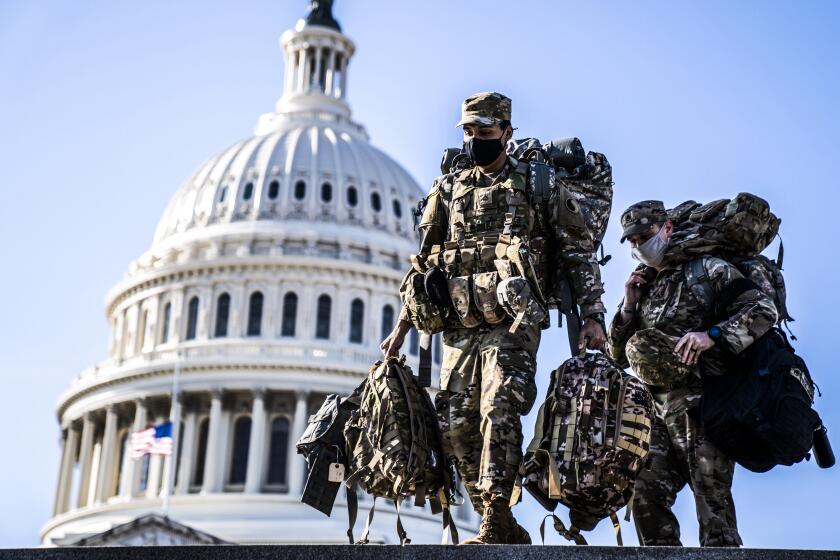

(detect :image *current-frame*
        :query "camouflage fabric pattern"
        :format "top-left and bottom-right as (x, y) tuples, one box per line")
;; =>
(403, 160), (605, 322)
(521, 352), (655, 531)
(455, 91), (512, 127)
(632, 401), (742, 547)
(619, 200), (668, 243)
(664, 193), (780, 264)
(344, 357), (446, 502)
(435, 321), (541, 509)
(607, 250), (776, 548)
(496, 276), (547, 331)
(560, 151), (613, 249)
(608, 255), (778, 384)
(625, 328), (699, 388)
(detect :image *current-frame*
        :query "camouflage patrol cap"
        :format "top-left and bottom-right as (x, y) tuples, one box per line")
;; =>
(455, 92), (512, 127)
(619, 200), (668, 243)
(625, 328), (699, 388)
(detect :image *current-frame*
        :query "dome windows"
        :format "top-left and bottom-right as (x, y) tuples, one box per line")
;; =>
(349, 298), (364, 344)
(392, 199), (402, 218)
(185, 296), (199, 340)
(160, 302), (172, 344)
(381, 304), (394, 342)
(268, 180), (280, 200)
(346, 186), (358, 207)
(371, 192), (382, 212)
(281, 292), (298, 337)
(218, 186), (228, 204)
(294, 180), (306, 200)
(243, 182), (254, 201)
(214, 293), (230, 338)
(316, 294), (331, 339)
(320, 182), (333, 203)
(247, 291), (264, 336)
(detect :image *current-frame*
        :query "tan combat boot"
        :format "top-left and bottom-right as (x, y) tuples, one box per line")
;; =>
(462, 496), (517, 545)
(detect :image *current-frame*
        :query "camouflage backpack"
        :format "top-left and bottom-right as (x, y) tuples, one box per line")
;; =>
(518, 351), (654, 545)
(666, 193), (793, 327)
(343, 356), (459, 544)
(508, 137), (613, 263)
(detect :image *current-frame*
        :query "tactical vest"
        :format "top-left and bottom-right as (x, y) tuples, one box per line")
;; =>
(420, 162), (552, 330)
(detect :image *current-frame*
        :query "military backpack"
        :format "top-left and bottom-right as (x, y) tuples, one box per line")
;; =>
(518, 351), (654, 545)
(343, 356), (459, 544)
(667, 192), (793, 327)
(666, 193), (832, 472)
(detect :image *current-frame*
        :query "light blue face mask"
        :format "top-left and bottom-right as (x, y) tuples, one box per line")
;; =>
(631, 228), (669, 268)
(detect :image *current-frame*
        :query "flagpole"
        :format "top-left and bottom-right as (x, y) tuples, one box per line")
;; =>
(162, 351), (182, 518)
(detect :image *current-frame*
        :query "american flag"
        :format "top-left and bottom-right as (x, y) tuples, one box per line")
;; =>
(130, 422), (173, 459)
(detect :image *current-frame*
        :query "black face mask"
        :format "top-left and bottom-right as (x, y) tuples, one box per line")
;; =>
(464, 136), (505, 166)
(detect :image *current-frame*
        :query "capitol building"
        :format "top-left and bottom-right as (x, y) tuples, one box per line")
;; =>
(41, 1), (478, 546)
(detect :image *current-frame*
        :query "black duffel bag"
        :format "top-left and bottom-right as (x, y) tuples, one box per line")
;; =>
(701, 327), (825, 473)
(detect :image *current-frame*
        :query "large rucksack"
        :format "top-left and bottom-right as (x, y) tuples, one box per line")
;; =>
(519, 351), (654, 545)
(700, 327), (823, 472)
(668, 193), (793, 326)
(667, 193), (830, 472)
(343, 356), (459, 544)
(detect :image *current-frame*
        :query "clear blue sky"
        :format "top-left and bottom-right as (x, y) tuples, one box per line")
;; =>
(1, 0), (838, 549)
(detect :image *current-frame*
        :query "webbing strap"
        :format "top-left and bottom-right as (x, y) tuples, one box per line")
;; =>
(609, 511), (624, 546)
(539, 514), (588, 546)
(394, 500), (410, 545)
(356, 497), (377, 544)
(624, 488), (635, 522)
(346, 485), (358, 544)
(418, 333), (432, 388)
(440, 503), (460, 544)
(535, 448), (562, 498)
(562, 398), (578, 463)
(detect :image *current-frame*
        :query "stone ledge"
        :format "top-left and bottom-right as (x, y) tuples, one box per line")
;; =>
(1, 546), (837, 560)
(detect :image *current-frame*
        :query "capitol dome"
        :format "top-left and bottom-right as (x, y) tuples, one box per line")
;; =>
(41, 2), (478, 547)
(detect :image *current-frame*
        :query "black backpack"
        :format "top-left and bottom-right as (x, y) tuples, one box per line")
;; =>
(700, 327), (822, 472)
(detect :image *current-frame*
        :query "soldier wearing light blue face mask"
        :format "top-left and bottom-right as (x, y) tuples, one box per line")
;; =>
(606, 200), (778, 548)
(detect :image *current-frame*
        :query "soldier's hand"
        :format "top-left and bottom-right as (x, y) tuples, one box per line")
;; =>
(380, 320), (412, 358)
(675, 331), (715, 365)
(624, 270), (649, 307)
(579, 318), (606, 351)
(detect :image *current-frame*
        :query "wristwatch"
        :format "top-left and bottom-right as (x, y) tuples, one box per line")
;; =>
(707, 325), (723, 341)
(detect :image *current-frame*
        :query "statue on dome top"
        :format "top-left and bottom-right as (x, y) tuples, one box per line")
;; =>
(305, 0), (341, 32)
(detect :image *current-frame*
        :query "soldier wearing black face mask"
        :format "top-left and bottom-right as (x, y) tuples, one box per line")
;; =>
(381, 92), (607, 544)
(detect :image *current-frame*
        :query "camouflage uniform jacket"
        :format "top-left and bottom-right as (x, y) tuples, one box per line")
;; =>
(607, 256), (778, 405)
(399, 156), (606, 324)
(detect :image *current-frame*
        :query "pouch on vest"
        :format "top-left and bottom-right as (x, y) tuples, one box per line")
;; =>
(448, 275), (482, 328)
(496, 276), (547, 333)
(400, 269), (446, 335)
(473, 271), (507, 324)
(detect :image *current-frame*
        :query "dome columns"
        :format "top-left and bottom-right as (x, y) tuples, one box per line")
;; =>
(52, 424), (80, 516)
(287, 390), (310, 496)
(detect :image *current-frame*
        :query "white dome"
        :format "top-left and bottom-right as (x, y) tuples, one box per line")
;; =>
(43, 3), (479, 548)
(152, 122), (424, 249)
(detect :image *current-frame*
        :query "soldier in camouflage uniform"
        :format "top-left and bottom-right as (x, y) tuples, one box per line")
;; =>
(381, 92), (607, 544)
(607, 200), (778, 547)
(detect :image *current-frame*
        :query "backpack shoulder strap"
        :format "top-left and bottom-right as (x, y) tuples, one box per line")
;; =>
(684, 257), (715, 313)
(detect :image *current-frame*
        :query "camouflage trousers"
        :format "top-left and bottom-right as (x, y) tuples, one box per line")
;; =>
(435, 321), (540, 511)
(632, 392), (742, 547)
